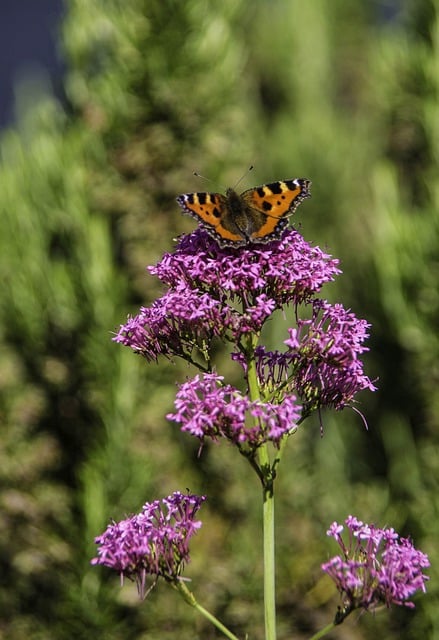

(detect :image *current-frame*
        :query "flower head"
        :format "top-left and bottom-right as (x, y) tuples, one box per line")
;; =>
(114, 229), (342, 361)
(150, 229), (341, 305)
(167, 372), (300, 447)
(232, 300), (376, 414)
(322, 516), (430, 622)
(91, 492), (206, 598)
(114, 285), (230, 361)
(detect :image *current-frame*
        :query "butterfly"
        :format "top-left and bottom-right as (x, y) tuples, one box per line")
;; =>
(176, 178), (311, 248)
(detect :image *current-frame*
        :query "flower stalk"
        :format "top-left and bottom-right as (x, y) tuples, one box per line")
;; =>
(263, 479), (276, 640)
(307, 621), (337, 640)
(242, 332), (278, 640)
(174, 580), (241, 640)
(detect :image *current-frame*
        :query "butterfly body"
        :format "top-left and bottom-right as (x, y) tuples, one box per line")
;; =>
(177, 178), (311, 248)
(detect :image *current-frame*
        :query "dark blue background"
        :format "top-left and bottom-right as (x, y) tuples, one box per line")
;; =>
(0, 1), (64, 128)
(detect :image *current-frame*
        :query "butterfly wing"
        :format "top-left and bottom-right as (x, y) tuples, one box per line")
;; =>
(176, 191), (246, 246)
(241, 178), (311, 242)
(177, 178), (311, 247)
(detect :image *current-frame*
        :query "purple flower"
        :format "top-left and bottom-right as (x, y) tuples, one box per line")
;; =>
(114, 229), (342, 362)
(150, 229), (341, 306)
(91, 492), (206, 598)
(322, 516), (430, 622)
(114, 285), (230, 361)
(286, 300), (376, 411)
(167, 372), (301, 447)
(114, 226), (375, 427)
(232, 300), (376, 413)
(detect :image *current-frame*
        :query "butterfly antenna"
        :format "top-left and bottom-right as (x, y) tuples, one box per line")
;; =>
(193, 171), (226, 191)
(193, 171), (213, 184)
(232, 165), (254, 190)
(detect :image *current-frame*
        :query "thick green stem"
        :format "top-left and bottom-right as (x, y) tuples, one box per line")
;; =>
(243, 332), (277, 640)
(262, 480), (276, 640)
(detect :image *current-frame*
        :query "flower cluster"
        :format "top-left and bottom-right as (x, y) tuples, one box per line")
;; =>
(150, 229), (341, 301)
(114, 284), (230, 362)
(167, 372), (300, 447)
(91, 492), (206, 598)
(113, 225), (376, 450)
(322, 516), (430, 621)
(232, 300), (376, 412)
(286, 301), (374, 411)
(114, 228), (342, 359)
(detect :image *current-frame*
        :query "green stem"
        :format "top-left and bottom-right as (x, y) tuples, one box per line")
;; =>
(262, 478), (276, 640)
(307, 621), (337, 640)
(174, 580), (241, 640)
(243, 332), (277, 640)
(194, 601), (241, 640)
(244, 333), (261, 403)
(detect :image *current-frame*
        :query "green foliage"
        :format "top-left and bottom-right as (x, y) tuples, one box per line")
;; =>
(0, 0), (437, 638)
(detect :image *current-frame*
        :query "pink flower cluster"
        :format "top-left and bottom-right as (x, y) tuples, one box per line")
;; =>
(167, 372), (300, 446)
(92, 492), (205, 598)
(322, 516), (430, 620)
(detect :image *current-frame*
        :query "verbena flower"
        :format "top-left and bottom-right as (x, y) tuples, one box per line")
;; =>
(167, 372), (300, 447)
(91, 492), (206, 598)
(322, 516), (430, 622)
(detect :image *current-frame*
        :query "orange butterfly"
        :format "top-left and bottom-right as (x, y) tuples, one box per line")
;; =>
(176, 178), (311, 248)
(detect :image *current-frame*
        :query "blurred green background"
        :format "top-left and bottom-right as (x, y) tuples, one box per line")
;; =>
(0, 1), (438, 638)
